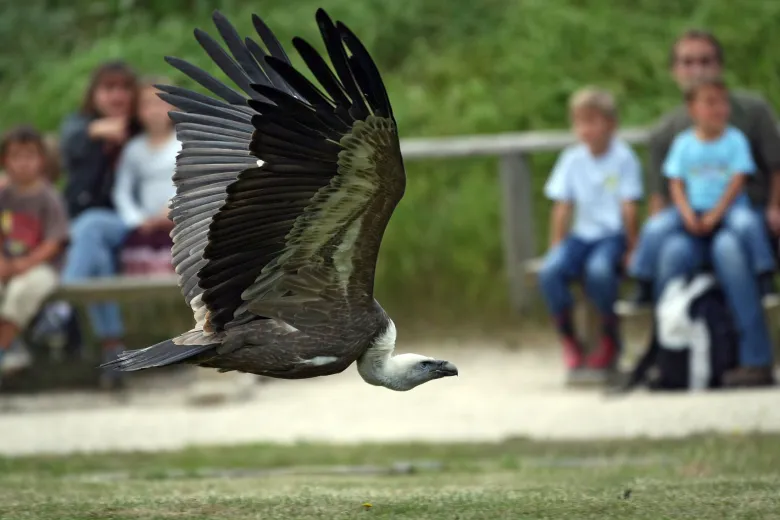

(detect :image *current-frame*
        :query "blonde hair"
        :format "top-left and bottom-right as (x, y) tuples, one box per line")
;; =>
(569, 87), (618, 120)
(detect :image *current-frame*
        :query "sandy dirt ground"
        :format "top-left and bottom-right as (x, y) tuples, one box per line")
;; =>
(1, 337), (779, 456)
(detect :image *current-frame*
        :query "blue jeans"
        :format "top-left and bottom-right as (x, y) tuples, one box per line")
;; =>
(61, 208), (130, 340)
(629, 204), (777, 280)
(655, 229), (773, 368)
(538, 234), (626, 316)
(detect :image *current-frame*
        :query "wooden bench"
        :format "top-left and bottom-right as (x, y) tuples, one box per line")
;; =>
(523, 257), (780, 360)
(523, 257), (652, 350)
(1, 275), (191, 393)
(50, 274), (182, 303)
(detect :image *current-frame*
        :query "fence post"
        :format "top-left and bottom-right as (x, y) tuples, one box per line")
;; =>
(499, 152), (536, 312)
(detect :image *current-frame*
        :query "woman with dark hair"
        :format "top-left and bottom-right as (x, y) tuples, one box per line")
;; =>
(60, 60), (140, 216)
(58, 60), (140, 390)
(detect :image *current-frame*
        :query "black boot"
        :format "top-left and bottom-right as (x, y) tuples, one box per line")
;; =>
(628, 279), (654, 307)
(759, 272), (778, 300)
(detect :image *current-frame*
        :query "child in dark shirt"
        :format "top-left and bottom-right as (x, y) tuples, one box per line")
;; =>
(0, 125), (69, 382)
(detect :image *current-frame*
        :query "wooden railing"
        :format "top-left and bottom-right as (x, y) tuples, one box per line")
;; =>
(73, 120), (780, 316)
(48, 126), (662, 315)
(401, 127), (655, 312)
(26, 124), (780, 392)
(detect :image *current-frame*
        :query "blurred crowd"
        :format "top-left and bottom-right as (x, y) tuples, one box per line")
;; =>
(1, 27), (778, 395)
(539, 29), (780, 390)
(0, 60), (180, 389)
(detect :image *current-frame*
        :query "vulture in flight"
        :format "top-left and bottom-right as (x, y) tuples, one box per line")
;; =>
(102, 8), (459, 391)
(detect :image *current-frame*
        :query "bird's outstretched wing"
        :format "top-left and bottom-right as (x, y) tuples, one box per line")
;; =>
(162, 8), (405, 336)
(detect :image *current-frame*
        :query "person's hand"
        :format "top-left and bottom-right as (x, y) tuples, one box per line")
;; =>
(138, 216), (172, 234)
(682, 212), (703, 235)
(649, 193), (666, 216)
(700, 211), (721, 235)
(622, 248), (634, 270)
(88, 117), (128, 144)
(9, 256), (33, 277)
(0, 256), (13, 282)
(767, 205), (780, 236)
(138, 218), (157, 234)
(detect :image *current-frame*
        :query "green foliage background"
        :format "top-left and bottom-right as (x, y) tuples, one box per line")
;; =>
(3, 0), (780, 329)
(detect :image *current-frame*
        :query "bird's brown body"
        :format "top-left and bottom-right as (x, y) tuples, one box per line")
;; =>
(190, 300), (388, 379)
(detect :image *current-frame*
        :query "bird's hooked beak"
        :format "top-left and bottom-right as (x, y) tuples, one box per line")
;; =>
(432, 360), (458, 377)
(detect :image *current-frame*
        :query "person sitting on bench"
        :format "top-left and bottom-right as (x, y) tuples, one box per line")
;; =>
(537, 87), (643, 379)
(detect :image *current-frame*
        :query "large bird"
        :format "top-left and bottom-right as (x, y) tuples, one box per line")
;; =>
(102, 8), (459, 391)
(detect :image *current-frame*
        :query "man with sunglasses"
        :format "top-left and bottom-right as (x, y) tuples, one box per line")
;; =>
(626, 29), (780, 387)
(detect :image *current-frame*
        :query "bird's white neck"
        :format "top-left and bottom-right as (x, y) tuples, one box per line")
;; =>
(357, 319), (398, 388)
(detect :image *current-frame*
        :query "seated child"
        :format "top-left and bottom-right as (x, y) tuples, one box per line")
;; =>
(628, 77), (777, 301)
(111, 76), (179, 276)
(538, 87), (643, 376)
(0, 125), (69, 383)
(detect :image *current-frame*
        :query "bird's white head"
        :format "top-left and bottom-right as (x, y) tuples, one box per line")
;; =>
(381, 353), (459, 391)
(357, 319), (458, 391)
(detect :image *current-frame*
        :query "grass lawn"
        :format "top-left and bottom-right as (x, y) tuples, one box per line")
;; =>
(2, 433), (779, 519)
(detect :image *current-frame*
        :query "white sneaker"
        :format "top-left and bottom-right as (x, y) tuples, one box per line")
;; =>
(1, 342), (32, 374)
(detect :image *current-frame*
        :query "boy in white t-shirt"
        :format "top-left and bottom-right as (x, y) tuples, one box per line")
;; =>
(538, 87), (643, 376)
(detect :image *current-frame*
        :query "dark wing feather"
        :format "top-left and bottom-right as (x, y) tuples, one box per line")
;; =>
(338, 22), (394, 119)
(211, 11), (270, 86)
(164, 56), (247, 105)
(314, 10), (370, 121)
(161, 8), (405, 336)
(292, 37), (351, 108)
(248, 13), (299, 98)
(156, 85), (253, 123)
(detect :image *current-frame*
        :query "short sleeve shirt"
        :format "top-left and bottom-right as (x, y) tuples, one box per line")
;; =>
(647, 90), (780, 208)
(663, 126), (755, 211)
(0, 182), (70, 267)
(544, 137), (643, 241)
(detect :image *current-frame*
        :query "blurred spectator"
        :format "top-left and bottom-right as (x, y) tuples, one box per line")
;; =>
(112, 76), (179, 276)
(627, 29), (780, 306)
(0, 125), (69, 385)
(642, 78), (776, 279)
(58, 60), (140, 391)
(59, 60), (140, 218)
(0, 134), (59, 190)
(537, 87), (642, 380)
(628, 29), (780, 388)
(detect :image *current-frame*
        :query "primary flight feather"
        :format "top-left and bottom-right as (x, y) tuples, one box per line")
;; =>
(101, 8), (459, 391)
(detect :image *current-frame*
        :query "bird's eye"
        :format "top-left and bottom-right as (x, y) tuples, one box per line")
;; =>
(420, 361), (432, 368)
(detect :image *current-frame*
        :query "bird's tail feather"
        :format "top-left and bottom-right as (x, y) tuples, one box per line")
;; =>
(100, 338), (217, 372)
